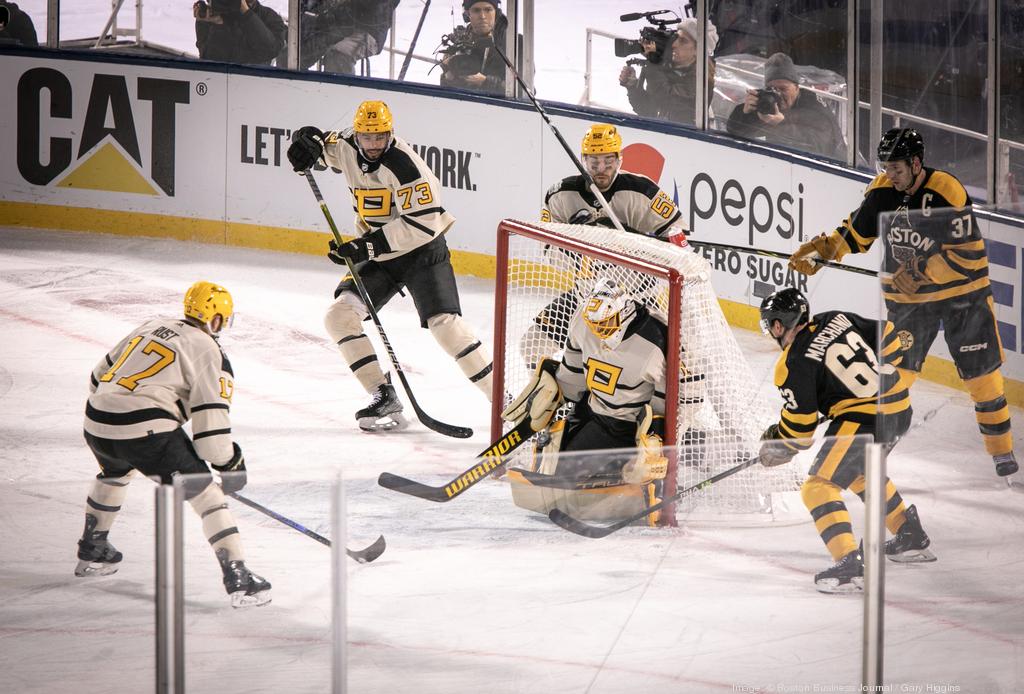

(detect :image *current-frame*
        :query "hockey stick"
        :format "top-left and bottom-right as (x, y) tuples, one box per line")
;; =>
(302, 169), (473, 439)
(489, 43), (628, 235)
(512, 467), (623, 490)
(398, 0), (431, 81)
(548, 455), (762, 538)
(378, 418), (534, 501)
(229, 492), (386, 563)
(685, 239), (879, 277)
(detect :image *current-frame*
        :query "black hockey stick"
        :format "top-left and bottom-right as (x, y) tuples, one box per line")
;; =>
(489, 43), (628, 235)
(378, 418), (534, 501)
(398, 0), (431, 81)
(547, 455), (763, 538)
(685, 239), (879, 277)
(302, 169), (473, 439)
(229, 492), (387, 563)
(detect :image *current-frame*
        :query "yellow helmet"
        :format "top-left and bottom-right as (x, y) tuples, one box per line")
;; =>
(353, 100), (394, 133)
(184, 281), (233, 331)
(581, 123), (622, 156)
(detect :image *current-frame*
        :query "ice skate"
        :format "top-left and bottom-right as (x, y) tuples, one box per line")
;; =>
(814, 548), (863, 594)
(74, 531), (123, 577)
(356, 380), (407, 432)
(221, 559), (272, 608)
(885, 504), (936, 563)
(993, 452), (1018, 478)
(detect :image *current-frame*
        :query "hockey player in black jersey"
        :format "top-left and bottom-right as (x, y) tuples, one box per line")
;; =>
(523, 123), (688, 368)
(788, 128), (1017, 478)
(758, 288), (936, 593)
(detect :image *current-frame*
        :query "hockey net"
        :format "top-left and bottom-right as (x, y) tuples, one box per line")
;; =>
(491, 219), (804, 525)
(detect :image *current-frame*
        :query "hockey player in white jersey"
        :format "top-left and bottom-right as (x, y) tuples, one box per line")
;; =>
(524, 123), (688, 368)
(287, 100), (492, 432)
(502, 278), (670, 488)
(78, 281), (270, 608)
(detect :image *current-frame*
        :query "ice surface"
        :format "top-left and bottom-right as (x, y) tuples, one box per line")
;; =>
(1, 228), (1021, 693)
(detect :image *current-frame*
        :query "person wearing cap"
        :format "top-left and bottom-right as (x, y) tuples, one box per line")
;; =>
(439, 0), (511, 95)
(787, 128), (1017, 480)
(619, 18), (718, 126)
(726, 51), (845, 159)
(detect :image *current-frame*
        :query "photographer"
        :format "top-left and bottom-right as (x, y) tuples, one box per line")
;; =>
(618, 18), (718, 126)
(438, 0), (509, 95)
(194, 0), (286, 66)
(726, 52), (845, 159)
(0, 2), (38, 46)
(297, 0), (399, 74)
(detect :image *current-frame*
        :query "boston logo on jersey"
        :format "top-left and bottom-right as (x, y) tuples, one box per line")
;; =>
(16, 67), (190, 196)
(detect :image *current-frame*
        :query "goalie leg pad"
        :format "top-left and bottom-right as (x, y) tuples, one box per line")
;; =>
(192, 481), (244, 563)
(427, 313), (493, 400)
(325, 292), (387, 393)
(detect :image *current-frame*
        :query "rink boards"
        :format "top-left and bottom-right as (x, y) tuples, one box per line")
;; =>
(2, 48), (1024, 402)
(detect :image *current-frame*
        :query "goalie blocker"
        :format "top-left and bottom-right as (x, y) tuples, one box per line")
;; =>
(501, 279), (670, 524)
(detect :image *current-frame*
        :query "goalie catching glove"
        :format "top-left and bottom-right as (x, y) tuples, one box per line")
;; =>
(789, 232), (849, 276)
(758, 424), (797, 468)
(501, 358), (563, 432)
(621, 404), (668, 485)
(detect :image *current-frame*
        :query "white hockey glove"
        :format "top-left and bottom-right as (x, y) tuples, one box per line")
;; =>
(501, 358), (563, 432)
(622, 404), (668, 485)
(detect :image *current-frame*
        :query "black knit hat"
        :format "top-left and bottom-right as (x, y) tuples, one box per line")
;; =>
(463, 0), (500, 11)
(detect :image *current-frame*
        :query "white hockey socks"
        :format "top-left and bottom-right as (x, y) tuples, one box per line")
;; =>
(324, 292), (387, 394)
(428, 313), (493, 400)
(190, 482), (244, 563)
(84, 472), (135, 532)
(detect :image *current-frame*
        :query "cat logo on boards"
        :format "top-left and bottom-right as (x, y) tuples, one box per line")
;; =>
(16, 67), (190, 196)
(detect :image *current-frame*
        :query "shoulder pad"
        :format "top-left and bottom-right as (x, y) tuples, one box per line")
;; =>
(924, 170), (969, 207)
(612, 172), (661, 198)
(381, 145), (425, 185)
(865, 172), (893, 195)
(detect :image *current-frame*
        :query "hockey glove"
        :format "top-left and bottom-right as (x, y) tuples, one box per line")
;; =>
(789, 232), (848, 276)
(622, 404), (668, 484)
(287, 126), (326, 172)
(212, 443), (247, 494)
(761, 423), (783, 440)
(501, 358), (563, 432)
(892, 255), (927, 295)
(568, 208), (597, 225)
(327, 231), (390, 265)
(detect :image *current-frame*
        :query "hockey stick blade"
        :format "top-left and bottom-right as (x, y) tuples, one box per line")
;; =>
(377, 419), (534, 501)
(391, 366), (473, 439)
(513, 468), (622, 490)
(548, 455), (763, 538)
(230, 492), (387, 563)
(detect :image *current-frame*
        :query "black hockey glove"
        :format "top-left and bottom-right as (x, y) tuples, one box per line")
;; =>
(287, 126), (325, 172)
(327, 231), (390, 265)
(212, 442), (247, 494)
(761, 423), (783, 440)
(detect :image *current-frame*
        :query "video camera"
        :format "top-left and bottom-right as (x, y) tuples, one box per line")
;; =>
(614, 10), (681, 66)
(436, 24), (483, 78)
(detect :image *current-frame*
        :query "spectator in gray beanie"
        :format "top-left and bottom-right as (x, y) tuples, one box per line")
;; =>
(726, 51), (845, 159)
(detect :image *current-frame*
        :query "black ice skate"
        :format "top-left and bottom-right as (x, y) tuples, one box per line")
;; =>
(814, 548), (864, 594)
(356, 379), (407, 433)
(75, 530), (123, 577)
(993, 452), (1018, 477)
(885, 504), (937, 563)
(220, 555), (272, 608)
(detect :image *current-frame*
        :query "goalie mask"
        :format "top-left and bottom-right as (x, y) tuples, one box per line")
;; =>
(582, 278), (636, 346)
(759, 287), (809, 348)
(184, 281), (234, 333)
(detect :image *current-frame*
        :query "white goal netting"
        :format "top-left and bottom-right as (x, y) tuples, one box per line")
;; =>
(494, 219), (804, 522)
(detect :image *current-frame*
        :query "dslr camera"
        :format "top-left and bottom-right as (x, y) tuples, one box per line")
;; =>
(755, 87), (781, 115)
(614, 10), (681, 66)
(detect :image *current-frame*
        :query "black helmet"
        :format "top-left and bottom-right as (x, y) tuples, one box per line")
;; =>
(877, 128), (924, 164)
(760, 288), (810, 346)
